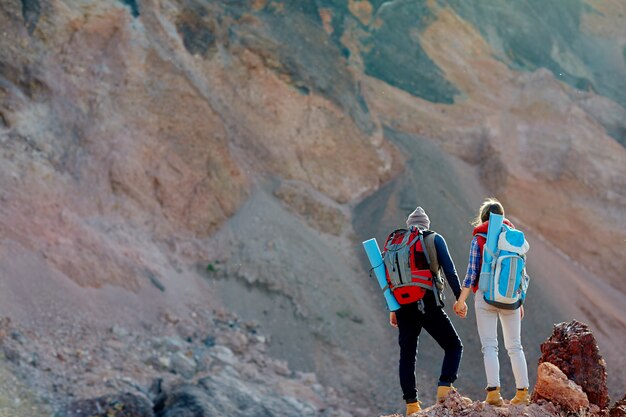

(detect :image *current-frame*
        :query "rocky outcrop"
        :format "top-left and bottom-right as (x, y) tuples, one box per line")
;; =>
(532, 320), (609, 409)
(152, 376), (336, 417)
(534, 362), (590, 412)
(63, 393), (153, 417)
(64, 375), (347, 417)
(382, 390), (586, 417)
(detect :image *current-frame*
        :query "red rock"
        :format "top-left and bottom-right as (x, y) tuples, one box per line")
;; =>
(534, 362), (589, 412)
(532, 320), (609, 409)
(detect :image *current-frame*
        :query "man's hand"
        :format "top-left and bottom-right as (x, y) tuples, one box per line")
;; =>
(520, 305), (524, 320)
(453, 301), (468, 318)
(389, 312), (398, 328)
(454, 288), (471, 319)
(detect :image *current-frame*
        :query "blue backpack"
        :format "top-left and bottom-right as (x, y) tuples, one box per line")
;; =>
(478, 223), (530, 309)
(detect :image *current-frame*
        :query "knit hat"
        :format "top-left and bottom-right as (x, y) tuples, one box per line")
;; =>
(406, 206), (430, 230)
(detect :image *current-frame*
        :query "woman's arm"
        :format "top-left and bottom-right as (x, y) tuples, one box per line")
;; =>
(453, 237), (481, 318)
(456, 287), (472, 305)
(463, 237), (481, 290)
(453, 287), (471, 318)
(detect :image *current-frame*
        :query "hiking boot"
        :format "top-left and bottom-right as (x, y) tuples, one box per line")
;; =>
(437, 385), (452, 402)
(484, 387), (504, 406)
(406, 400), (421, 416)
(437, 385), (471, 403)
(510, 388), (530, 405)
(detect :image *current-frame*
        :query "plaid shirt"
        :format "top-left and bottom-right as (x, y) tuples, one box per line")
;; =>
(463, 236), (481, 288)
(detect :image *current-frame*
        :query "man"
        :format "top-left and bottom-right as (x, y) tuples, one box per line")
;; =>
(388, 206), (467, 415)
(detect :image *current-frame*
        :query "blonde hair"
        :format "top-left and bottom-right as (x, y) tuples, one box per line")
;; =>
(472, 198), (505, 226)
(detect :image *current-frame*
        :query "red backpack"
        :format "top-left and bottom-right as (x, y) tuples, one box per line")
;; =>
(382, 227), (434, 305)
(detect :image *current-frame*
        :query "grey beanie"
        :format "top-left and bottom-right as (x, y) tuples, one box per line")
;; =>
(406, 206), (430, 230)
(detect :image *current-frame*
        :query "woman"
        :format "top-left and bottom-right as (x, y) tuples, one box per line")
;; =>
(389, 206), (467, 415)
(453, 198), (530, 406)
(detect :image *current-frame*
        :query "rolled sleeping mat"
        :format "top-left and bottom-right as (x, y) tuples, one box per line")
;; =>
(362, 238), (401, 311)
(479, 212), (504, 292)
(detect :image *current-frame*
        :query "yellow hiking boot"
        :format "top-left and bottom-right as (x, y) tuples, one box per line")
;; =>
(510, 388), (530, 405)
(437, 385), (471, 403)
(437, 385), (452, 402)
(484, 387), (504, 406)
(406, 400), (421, 416)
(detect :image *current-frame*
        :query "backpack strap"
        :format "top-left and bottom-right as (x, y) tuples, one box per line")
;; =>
(422, 231), (439, 274)
(422, 231), (446, 307)
(407, 232), (421, 254)
(474, 232), (494, 258)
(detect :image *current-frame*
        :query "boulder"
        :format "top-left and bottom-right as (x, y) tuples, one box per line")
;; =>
(153, 376), (324, 417)
(534, 362), (589, 412)
(62, 393), (153, 417)
(532, 320), (609, 409)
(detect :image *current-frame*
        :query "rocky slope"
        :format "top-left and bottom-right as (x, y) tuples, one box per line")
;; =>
(0, 308), (357, 416)
(0, 0), (625, 415)
(1, 313), (619, 417)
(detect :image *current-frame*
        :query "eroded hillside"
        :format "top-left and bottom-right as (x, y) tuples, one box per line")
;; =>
(0, 0), (624, 415)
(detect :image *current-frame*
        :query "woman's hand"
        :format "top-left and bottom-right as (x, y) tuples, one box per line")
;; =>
(389, 312), (398, 328)
(453, 301), (468, 318)
(520, 305), (524, 320)
(454, 287), (471, 319)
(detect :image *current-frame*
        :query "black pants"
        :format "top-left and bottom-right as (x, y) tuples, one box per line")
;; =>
(396, 296), (463, 402)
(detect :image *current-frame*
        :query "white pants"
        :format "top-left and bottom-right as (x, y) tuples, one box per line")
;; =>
(474, 292), (529, 389)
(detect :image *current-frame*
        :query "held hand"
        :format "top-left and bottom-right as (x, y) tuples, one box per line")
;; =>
(389, 312), (398, 328)
(453, 301), (468, 319)
(459, 302), (468, 318)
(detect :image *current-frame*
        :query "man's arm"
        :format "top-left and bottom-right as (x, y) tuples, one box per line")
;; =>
(433, 234), (461, 299)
